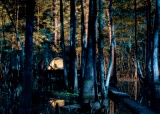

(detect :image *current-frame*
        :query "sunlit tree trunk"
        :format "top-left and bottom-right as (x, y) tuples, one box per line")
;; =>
(37, 0), (40, 35)
(105, 3), (117, 112)
(54, 0), (58, 44)
(133, 0), (138, 80)
(60, 0), (68, 89)
(70, 0), (78, 93)
(1, 12), (6, 49)
(16, 1), (20, 50)
(19, 0), (35, 114)
(85, 0), (89, 43)
(105, 0), (117, 89)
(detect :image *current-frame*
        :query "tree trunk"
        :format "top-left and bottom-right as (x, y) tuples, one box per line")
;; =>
(105, 0), (117, 89)
(60, 0), (68, 89)
(81, 0), (97, 103)
(98, 0), (106, 102)
(85, 0), (89, 43)
(16, 1), (20, 50)
(54, 0), (58, 44)
(70, 0), (78, 93)
(134, 0), (138, 79)
(150, 0), (160, 113)
(93, 0), (98, 102)
(19, 0), (35, 114)
(37, 0), (40, 35)
(80, 0), (87, 84)
(152, 0), (159, 83)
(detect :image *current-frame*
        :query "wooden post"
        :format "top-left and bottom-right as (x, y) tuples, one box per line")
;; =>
(110, 100), (114, 114)
(134, 79), (138, 100)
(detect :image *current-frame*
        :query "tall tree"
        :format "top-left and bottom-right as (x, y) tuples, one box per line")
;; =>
(60, 0), (68, 89)
(70, 0), (78, 93)
(98, 0), (106, 102)
(152, 0), (159, 82)
(149, 0), (160, 113)
(15, 0), (20, 49)
(93, 0), (98, 102)
(54, 0), (58, 44)
(19, 0), (35, 113)
(146, 0), (152, 84)
(105, 0), (117, 89)
(80, 0), (87, 85)
(85, 0), (89, 43)
(134, 0), (138, 79)
(81, 0), (97, 103)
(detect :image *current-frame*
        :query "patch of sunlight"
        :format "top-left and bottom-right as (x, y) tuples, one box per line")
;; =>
(49, 99), (65, 108)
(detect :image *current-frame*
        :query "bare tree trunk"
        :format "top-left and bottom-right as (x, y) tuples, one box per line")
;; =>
(70, 0), (78, 93)
(93, 0), (99, 102)
(150, 0), (160, 113)
(37, 0), (40, 35)
(81, 0), (97, 103)
(85, 0), (89, 43)
(60, 0), (68, 89)
(19, 0), (35, 113)
(54, 0), (58, 44)
(152, 0), (159, 82)
(80, 0), (87, 82)
(16, 1), (20, 50)
(105, 0), (117, 89)
(98, 0), (107, 105)
(134, 0), (138, 79)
